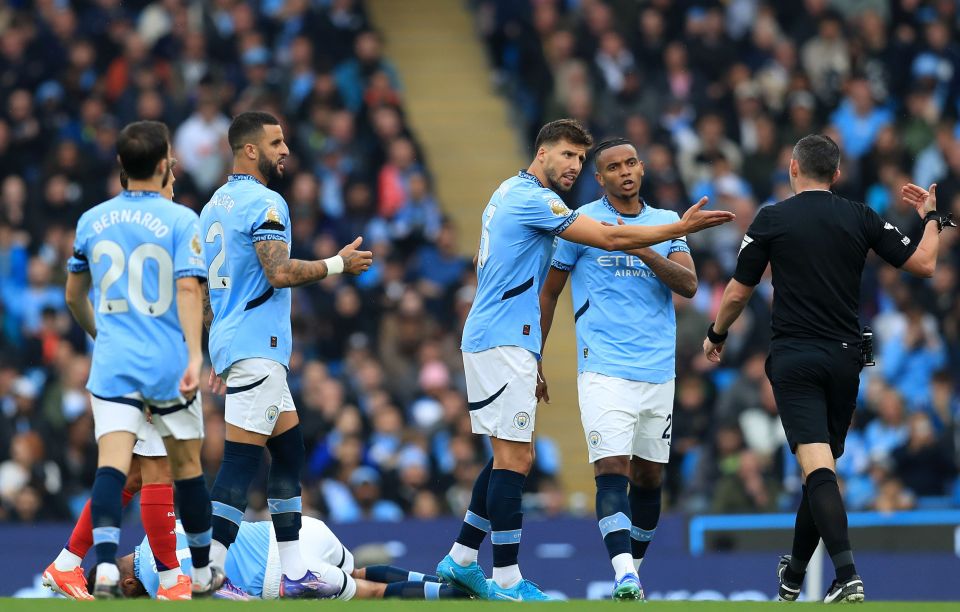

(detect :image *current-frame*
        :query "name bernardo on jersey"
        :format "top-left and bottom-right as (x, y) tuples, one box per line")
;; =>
(90, 208), (171, 238)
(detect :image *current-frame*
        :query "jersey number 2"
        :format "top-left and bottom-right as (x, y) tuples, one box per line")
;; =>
(206, 221), (231, 289)
(92, 241), (173, 317)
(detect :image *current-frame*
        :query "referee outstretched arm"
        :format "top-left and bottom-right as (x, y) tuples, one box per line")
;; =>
(699, 134), (952, 604)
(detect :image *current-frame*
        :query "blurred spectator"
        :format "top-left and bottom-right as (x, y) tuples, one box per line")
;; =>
(892, 412), (956, 497)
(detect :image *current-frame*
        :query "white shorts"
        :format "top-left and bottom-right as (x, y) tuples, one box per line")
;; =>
(223, 358), (296, 436)
(577, 372), (675, 464)
(91, 392), (204, 443)
(262, 517), (356, 600)
(463, 346), (537, 442)
(133, 425), (167, 457)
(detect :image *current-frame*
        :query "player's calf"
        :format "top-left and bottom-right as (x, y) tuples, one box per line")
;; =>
(595, 471), (636, 589)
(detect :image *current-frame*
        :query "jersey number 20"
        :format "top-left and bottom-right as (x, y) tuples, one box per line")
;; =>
(92, 241), (173, 317)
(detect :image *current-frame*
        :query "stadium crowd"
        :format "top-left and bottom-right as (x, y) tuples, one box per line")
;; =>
(0, 0), (957, 527)
(475, 0), (960, 513)
(0, 0), (525, 525)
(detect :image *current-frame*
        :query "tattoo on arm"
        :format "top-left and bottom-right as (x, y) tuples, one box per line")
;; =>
(254, 239), (328, 288)
(636, 250), (697, 297)
(202, 283), (213, 330)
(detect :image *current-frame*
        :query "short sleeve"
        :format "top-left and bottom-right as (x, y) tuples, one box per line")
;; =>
(250, 196), (290, 243)
(519, 189), (580, 235)
(864, 207), (917, 268)
(67, 217), (90, 273)
(733, 206), (774, 286)
(174, 211), (208, 280)
(551, 237), (580, 271)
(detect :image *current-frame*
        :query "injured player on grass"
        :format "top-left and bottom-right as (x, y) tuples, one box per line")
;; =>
(98, 516), (470, 600)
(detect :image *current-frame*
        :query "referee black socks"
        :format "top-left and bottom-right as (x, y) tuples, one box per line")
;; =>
(786, 485), (819, 582)
(805, 468), (857, 581)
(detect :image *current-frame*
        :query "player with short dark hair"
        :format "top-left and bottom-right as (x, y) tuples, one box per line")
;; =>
(200, 111), (372, 598)
(435, 118), (734, 602)
(43, 160), (184, 601)
(704, 133), (953, 603)
(540, 139), (698, 600)
(61, 120), (217, 599)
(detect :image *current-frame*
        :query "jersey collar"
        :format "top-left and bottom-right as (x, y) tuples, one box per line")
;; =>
(133, 544), (143, 585)
(518, 170), (544, 188)
(601, 195), (645, 218)
(122, 190), (164, 198)
(228, 173), (264, 185)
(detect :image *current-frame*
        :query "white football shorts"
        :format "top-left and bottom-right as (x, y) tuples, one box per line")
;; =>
(577, 371), (675, 464)
(222, 358), (296, 436)
(91, 392), (204, 443)
(463, 346), (538, 443)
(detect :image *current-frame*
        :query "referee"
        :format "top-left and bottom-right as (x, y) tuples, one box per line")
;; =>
(702, 134), (952, 603)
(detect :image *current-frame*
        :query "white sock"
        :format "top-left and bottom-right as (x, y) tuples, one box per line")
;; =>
(277, 541), (308, 580)
(192, 565), (212, 588)
(492, 564), (522, 589)
(96, 563), (119, 584)
(158, 568), (183, 590)
(612, 553), (634, 581)
(633, 557), (643, 573)
(449, 542), (478, 567)
(210, 540), (229, 570)
(53, 549), (83, 571)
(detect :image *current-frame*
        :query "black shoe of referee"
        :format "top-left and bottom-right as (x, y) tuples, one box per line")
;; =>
(776, 555), (802, 602)
(823, 575), (865, 603)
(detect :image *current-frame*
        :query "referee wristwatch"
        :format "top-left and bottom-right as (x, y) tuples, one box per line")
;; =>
(707, 322), (728, 344)
(923, 211), (957, 233)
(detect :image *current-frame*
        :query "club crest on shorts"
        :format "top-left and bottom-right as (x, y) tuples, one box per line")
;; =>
(513, 411), (531, 430)
(588, 430), (602, 448)
(265, 405), (279, 423)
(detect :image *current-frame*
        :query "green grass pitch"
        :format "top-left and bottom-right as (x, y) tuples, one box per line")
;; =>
(1, 601), (957, 611)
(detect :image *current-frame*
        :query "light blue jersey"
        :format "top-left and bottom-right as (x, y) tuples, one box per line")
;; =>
(67, 191), (206, 400)
(551, 197), (690, 383)
(200, 174), (292, 374)
(461, 171), (579, 358)
(134, 521), (272, 598)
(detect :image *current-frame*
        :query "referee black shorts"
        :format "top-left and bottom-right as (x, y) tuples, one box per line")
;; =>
(765, 337), (862, 459)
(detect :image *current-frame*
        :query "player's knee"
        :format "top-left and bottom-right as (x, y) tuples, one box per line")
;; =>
(594, 456), (630, 477)
(630, 460), (663, 489)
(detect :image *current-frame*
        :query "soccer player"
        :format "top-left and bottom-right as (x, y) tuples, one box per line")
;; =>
(62, 120), (217, 599)
(436, 118), (733, 601)
(538, 139), (697, 600)
(200, 111), (372, 598)
(43, 168), (183, 601)
(111, 517), (470, 601)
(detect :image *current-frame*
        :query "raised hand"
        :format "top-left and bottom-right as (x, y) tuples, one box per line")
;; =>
(901, 183), (937, 217)
(681, 197), (736, 233)
(339, 237), (374, 275)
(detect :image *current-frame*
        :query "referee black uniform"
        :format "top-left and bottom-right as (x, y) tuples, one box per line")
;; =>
(734, 189), (915, 458)
(716, 133), (949, 603)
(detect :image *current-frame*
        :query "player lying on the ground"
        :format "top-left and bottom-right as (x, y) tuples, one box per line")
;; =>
(105, 516), (470, 600)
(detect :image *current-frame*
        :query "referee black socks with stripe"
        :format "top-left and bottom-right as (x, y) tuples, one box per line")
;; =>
(805, 468), (857, 582)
